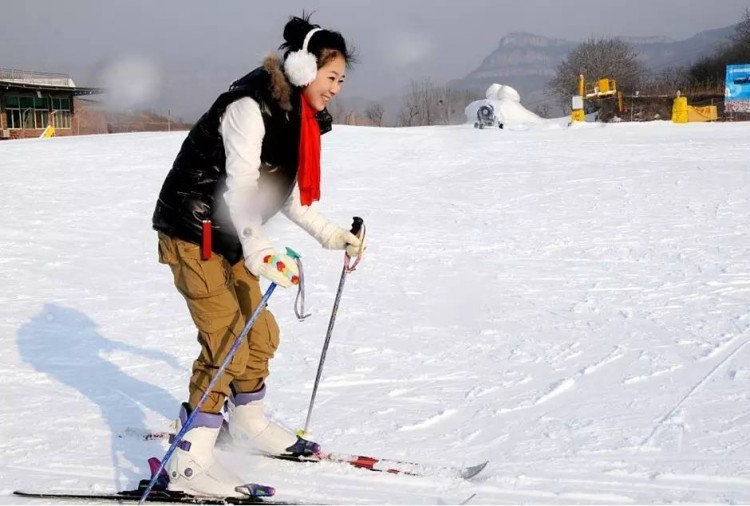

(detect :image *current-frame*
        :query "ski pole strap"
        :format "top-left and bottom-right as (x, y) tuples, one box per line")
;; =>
(286, 247), (311, 321)
(345, 217), (366, 273)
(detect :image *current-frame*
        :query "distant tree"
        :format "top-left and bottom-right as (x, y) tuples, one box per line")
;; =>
(687, 55), (727, 90)
(549, 37), (644, 107)
(689, 8), (750, 88)
(533, 103), (551, 118)
(641, 66), (692, 95)
(344, 110), (356, 125)
(397, 102), (420, 127)
(438, 87), (479, 124)
(327, 99), (354, 125)
(731, 7), (750, 46)
(405, 79), (440, 126)
(364, 103), (385, 126)
(396, 79), (478, 126)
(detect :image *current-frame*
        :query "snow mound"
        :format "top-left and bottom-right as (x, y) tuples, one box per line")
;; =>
(485, 83), (521, 102)
(466, 83), (547, 129)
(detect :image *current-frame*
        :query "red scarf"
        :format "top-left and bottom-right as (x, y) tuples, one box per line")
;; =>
(298, 94), (321, 206)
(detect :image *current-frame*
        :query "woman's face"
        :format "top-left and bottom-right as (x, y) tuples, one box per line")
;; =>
(302, 54), (346, 111)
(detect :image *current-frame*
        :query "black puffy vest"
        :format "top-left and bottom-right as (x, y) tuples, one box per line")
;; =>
(152, 63), (332, 264)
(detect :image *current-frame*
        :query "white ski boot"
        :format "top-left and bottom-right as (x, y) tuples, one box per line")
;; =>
(165, 404), (247, 498)
(227, 385), (319, 456)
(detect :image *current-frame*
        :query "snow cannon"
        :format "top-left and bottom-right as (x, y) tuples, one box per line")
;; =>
(474, 104), (502, 129)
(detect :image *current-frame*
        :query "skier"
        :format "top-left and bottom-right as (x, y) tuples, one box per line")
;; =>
(151, 14), (363, 497)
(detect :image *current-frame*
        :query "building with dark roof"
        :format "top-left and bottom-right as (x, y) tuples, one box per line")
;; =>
(0, 69), (103, 140)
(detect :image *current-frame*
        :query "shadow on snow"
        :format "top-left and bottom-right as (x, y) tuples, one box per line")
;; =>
(17, 302), (180, 490)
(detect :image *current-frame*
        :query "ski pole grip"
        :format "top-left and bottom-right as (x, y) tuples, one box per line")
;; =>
(350, 217), (364, 236)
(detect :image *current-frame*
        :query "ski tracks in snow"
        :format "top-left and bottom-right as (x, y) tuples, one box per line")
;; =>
(6, 124), (750, 504)
(639, 326), (750, 449)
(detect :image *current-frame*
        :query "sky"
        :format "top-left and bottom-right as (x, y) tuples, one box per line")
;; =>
(3, 117), (750, 503)
(2, 0), (749, 119)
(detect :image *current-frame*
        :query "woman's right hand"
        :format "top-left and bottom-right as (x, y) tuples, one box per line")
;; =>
(246, 249), (300, 288)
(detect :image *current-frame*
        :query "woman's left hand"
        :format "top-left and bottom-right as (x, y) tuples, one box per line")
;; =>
(321, 226), (365, 257)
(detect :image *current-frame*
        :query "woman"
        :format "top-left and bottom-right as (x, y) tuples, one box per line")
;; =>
(151, 14), (362, 497)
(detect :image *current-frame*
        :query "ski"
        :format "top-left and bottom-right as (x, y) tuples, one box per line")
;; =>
(123, 428), (488, 480)
(13, 487), (297, 505)
(266, 451), (488, 479)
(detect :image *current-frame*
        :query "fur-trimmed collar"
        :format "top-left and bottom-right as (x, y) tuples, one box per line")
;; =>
(263, 54), (294, 112)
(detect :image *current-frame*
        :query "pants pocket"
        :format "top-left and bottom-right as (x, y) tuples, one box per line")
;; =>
(173, 239), (230, 299)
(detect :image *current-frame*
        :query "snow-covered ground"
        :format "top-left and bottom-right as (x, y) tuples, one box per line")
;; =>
(2, 120), (750, 504)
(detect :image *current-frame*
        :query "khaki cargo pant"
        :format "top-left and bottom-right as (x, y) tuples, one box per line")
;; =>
(157, 232), (280, 414)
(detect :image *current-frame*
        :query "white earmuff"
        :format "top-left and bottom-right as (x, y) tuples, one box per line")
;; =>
(284, 28), (323, 87)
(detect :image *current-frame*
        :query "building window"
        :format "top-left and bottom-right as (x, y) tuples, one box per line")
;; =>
(35, 110), (49, 128)
(51, 97), (71, 128)
(53, 110), (71, 129)
(6, 109), (21, 129)
(3, 93), (72, 129)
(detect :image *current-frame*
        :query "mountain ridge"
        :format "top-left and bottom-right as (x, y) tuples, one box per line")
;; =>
(449, 25), (736, 112)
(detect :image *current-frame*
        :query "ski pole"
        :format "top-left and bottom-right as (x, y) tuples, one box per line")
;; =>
(300, 217), (365, 435)
(139, 282), (278, 504)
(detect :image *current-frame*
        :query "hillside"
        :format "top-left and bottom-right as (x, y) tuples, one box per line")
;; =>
(450, 25), (735, 113)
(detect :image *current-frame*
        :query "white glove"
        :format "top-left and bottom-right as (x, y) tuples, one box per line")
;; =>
(320, 225), (365, 258)
(245, 249), (300, 288)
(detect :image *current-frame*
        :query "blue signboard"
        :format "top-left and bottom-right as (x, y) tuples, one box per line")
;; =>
(725, 64), (750, 113)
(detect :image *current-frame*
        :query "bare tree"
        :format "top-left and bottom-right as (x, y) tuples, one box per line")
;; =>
(689, 9), (750, 89)
(326, 99), (352, 125)
(731, 7), (750, 45)
(364, 103), (385, 126)
(397, 79), (441, 126)
(437, 87), (479, 124)
(397, 102), (420, 127)
(344, 109), (358, 125)
(397, 79), (479, 126)
(641, 66), (691, 95)
(533, 103), (551, 118)
(549, 37), (644, 106)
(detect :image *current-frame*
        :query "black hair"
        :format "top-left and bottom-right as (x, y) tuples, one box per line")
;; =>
(279, 12), (357, 70)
